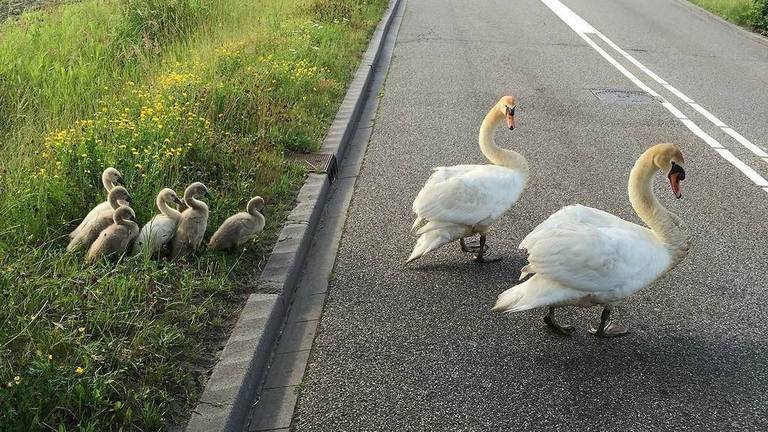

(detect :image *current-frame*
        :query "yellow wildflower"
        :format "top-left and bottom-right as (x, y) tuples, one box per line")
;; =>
(75, 366), (85, 375)
(14, 376), (21, 385)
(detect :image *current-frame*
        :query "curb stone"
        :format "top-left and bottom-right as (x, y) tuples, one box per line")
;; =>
(185, 0), (403, 430)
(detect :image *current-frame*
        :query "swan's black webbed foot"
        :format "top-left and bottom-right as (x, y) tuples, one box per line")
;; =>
(460, 237), (484, 253)
(544, 306), (575, 336)
(475, 251), (502, 263)
(471, 234), (502, 263)
(588, 306), (629, 338)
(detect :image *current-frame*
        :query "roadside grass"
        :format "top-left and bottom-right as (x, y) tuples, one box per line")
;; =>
(0, 0), (388, 430)
(688, 0), (768, 33)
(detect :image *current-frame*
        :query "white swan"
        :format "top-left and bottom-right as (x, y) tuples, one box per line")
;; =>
(407, 95), (528, 263)
(208, 196), (266, 250)
(67, 186), (132, 252)
(131, 188), (183, 256)
(492, 143), (690, 338)
(70, 167), (124, 238)
(171, 182), (210, 259)
(86, 206), (139, 264)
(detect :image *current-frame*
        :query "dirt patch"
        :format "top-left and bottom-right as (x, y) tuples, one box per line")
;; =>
(0, 0), (73, 23)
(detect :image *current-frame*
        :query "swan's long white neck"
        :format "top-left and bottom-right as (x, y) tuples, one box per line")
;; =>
(246, 200), (264, 219)
(478, 107), (529, 174)
(108, 192), (122, 209)
(184, 194), (208, 213)
(114, 212), (137, 230)
(158, 196), (182, 221)
(628, 153), (690, 263)
(103, 174), (116, 192)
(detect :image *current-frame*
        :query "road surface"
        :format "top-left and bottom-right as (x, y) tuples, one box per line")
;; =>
(283, 0), (768, 430)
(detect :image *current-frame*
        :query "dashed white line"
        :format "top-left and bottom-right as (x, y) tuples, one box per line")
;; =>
(715, 148), (768, 187)
(722, 128), (768, 158)
(680, 119), (724, 149)
(593, 23), (768, 162)
(540, 0), (768, 189)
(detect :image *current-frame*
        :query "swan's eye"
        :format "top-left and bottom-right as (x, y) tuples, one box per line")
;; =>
(506, 106), (515, 116)
(669, 162), (685, 180)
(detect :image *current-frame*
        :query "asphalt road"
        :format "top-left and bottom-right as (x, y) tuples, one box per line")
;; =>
(291, 0), (768, 430)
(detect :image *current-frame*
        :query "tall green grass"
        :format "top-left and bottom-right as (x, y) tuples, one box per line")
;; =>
(0, 0), (388, 430)
(688, 0), (768, 33)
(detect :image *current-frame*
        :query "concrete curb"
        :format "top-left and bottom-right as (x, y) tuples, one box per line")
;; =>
(185, 1), (403, 430)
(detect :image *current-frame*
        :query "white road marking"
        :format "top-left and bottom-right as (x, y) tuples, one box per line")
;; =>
(540, 0), (595, 33)
(540, 0), (768, 189)
(594, 32), (768, 161)
(715, 149), (768, 187)
(680, 119), (724, 149)
(722, 128), (768, 158)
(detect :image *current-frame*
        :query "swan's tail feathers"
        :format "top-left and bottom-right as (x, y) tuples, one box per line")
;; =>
(518, 264), (534, 280)
(406, 222), (465, 263)
(410, 216), (424, 234)
(66, 238), (82, 252)
(491, 275), (581, 313)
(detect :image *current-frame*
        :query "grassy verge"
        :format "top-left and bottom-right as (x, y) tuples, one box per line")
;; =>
(0, 0), (388, 430)
(688, 0), (768, 34)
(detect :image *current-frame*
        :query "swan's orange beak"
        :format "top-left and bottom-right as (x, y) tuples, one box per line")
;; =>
(669, 173), (682, 199)
(668, 163), (685, 199)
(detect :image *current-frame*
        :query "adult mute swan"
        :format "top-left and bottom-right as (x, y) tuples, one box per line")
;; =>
(70, 167), (124, 238)
(407, 95), (528, 263)
(171, 182), (210, 259)
(86, 206), (139, 264)
(131, 188), (183, 256)
(208, 196), (265, 250)
(492, 143), (690, 338)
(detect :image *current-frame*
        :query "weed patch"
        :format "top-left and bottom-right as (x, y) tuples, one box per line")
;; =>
(0, 0), (388, 429)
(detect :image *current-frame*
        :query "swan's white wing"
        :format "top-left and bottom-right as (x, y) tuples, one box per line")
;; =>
(520, 205), (671, 293)
(71, 201), (111, 237)
(413, 165), (525, 227)
(134, 215), (177, 253)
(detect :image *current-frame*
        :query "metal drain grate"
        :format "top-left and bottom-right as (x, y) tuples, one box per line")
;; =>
(287, 152), (338, 182)
(590, 89), (656, 104)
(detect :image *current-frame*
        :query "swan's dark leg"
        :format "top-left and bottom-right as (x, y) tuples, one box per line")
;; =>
(474, 234), (501, 263)
(543, 306), (575, 336)
(588, 305), (629, 338)
(460, 237), (481, 253)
